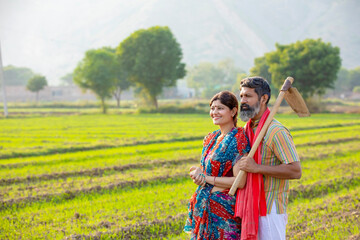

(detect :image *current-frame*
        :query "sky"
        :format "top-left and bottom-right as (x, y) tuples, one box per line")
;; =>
(0, 0), (142, 85)
(1, 0), (359, 86)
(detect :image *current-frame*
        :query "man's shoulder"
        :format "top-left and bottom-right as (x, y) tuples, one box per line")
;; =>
(268, 119), (289, 131)
(265, 119), (291, 139)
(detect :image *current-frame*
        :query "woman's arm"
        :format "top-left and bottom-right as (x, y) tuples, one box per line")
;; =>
(204, 175), (236, 188)
(204, 162), (247, 189)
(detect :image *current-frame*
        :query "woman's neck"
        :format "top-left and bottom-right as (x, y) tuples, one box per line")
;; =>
(219, 123), (235, 137)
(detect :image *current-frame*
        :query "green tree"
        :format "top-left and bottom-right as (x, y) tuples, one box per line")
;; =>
(104, 47), (132, 108)
(73, 48), (116, 113)
(250, 56), (272, 83)
(249, 56), (278, 96)
(265, 39), (341, 99)
(353, 86), (360, 93)
(332, 67), (360, 95)
(60, 73), (74, 86)
(117, 26), (186, 109)
(187, 59), (244, 98)
(348, 67), (360, 91)
(231, 73), (248, 94)
(334, 68), (350, 92)
(26, 75), (47, 102)
(3, 65), (34, 86)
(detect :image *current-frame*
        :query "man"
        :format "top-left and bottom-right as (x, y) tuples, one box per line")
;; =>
(236, 76), (301, 240)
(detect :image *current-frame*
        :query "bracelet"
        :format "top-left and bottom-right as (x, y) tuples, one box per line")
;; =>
(200, 173), (206, 186)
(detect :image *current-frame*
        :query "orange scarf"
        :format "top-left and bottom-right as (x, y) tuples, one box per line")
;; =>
(235, 108), (269, 239)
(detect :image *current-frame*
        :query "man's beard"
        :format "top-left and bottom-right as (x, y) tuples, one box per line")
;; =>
(240, 101), (260, 122)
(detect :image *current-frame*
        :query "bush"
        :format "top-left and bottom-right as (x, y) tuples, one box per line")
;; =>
(138, 103), (208, 114)
(353, 86), (360, 93)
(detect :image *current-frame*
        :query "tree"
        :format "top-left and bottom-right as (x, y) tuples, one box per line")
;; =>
(60, 73), (74, 86)
(348, 67), (360, 91)
(249, 56), (278, 96)
(26, 75), (47, 102)
(187, 59), (244, 98)
(265, 39), (341, 99)
(104, 47), (132, 108)
(113, 65), (132, 108)
(334, 68), (350, 92)
(353, 86), (360, 93)
(3, 65), (34, 86)
(332, 67), (360, 95)
(117, 26), (185, 109)
(250, 56), (271, 83)
(231, 73), (248, 94)
(73, 48), (116, 113)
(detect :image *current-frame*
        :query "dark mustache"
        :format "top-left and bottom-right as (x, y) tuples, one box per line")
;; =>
(240, 103), (251, 110)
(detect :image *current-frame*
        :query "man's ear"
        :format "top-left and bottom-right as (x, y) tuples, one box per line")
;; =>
(261, 94), (269, 105)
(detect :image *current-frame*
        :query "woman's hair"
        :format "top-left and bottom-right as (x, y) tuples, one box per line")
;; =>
(240, 76), (271, 104)
(210, 90), (239, 126)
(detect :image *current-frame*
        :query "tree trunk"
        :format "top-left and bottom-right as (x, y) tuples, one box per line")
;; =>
(100, 97), (107, 114)
(113, 88), (122, 108)
(151, 95), (158, 110)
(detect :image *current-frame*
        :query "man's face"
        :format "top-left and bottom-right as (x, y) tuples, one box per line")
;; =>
(239, 87), (260, 122)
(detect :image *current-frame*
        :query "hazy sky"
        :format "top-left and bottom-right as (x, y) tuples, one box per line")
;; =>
(1, 0), (359, 86)
(0, 0), (147, 85)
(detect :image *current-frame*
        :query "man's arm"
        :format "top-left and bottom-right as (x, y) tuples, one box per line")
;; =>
(236, 156), (301, 179)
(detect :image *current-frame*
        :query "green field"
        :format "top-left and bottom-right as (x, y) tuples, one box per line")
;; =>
(1, 113), (360, 239)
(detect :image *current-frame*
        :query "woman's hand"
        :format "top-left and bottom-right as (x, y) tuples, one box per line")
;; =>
(189, 166), (206, 186)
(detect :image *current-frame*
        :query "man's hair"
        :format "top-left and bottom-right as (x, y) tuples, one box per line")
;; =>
(240, 76), (271, 104)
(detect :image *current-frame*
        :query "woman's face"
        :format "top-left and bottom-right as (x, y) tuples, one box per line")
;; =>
(210, 100), (235, 126)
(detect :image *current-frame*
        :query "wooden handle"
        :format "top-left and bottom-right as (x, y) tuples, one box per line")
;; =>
(228, 77), (293, 195)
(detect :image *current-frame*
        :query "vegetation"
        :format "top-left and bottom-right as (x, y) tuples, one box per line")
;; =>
(60, 73), (74, 86)
(73, 47), (117, 113)
(186, 59), (244, 98)
(251, 39), (341, 101)
(117, 26), (186, 109)
(0, 113), (359, 239)
(3, 65), (35, 86)
(26, 75), (48, 102)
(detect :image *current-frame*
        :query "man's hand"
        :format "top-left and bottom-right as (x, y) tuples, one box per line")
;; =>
(237, 156), (259, 173)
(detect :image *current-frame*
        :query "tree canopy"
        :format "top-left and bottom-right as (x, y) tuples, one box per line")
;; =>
(3, 65), (35, 86)
(264, 39), (341, 99)
(73, 48), (117, 113)
(26, 75), (47, 102)
(104, 47), (132, 107)
(60, 73), (74, 86)
(187, 59), (244, 98)
(117, 26), (185, 108)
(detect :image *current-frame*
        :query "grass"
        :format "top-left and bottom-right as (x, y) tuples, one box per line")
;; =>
(1, 113), (359, 239)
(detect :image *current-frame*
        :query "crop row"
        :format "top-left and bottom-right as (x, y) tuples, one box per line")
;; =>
(1, 156), (359, 239)
(1, 114), (359, 159)
(2, 148), (359, 214)
(0, 176), (193, 239)
(1, 125), (359, 179)
(1, 138), (359, 203)
(1, 138), (359, 207)
(3, 174), (357, 240)
(62, 182), (360, 240)
(287, 187), (360, 239)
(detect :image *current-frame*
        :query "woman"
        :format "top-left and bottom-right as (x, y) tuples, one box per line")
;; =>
(184, 91), (250, 240)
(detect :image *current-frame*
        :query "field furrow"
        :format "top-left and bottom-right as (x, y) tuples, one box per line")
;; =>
(1, 113), (359, 239)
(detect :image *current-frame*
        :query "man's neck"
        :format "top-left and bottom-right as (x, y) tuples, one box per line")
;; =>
(252, 105), (268, 121)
